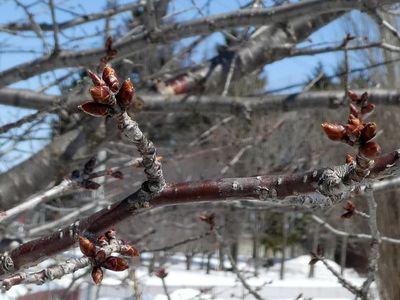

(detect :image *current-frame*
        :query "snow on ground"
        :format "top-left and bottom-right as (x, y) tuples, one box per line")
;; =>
(1, 254), (373, 299)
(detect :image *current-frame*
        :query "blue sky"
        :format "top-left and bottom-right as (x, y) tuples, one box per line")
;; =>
(0, 0), (380, 171)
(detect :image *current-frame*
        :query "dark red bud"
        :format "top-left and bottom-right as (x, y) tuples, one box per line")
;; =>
(110, 170), (123, 179)
(121, 245), (140, 257)
(360, 122), (377, 143)
(116, 79), (135, 109)
(91, 267), (103, 285)
(79, 236), (96, 258)
(95, 250), (107, 264)
(345, 154), (354, 164)
(155, 268), (168, 278)
(81, 180), (101, 190)
(102, 65), (119, 92)
(361, 103), (375, 115)
(345, 124), (362, 143)
(349, 103), (359, 117)
(321, 122), (346, 141)
(84, 157), (96, 174)
(348, 114), (362, 126)
(348, 90), (360, 102)
(78, 101), (113, 117)
(103, 257), (129, 271)
(359, 141), (381, 158)
(90, 86), (112, 104)
(87, 70), (105, 86)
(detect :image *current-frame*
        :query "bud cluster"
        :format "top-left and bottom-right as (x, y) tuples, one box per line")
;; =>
(79, 230), (139, 285)
(321, 91), (381, 169)
(78, 65), (136, 117)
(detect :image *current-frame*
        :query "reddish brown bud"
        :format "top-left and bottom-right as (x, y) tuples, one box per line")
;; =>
(110, 170), (123, 179)
(359, 141), (381, 158)
(90, 86), (112, 104)
(79, 236), (96, 258)
(84, 157), (96, 174)
(81, 180), (101, 190)
(103, 256), (129, 271)
(360, 92), (369, 104)
(360, 122), (377, 143)
(91, 267), (103, 285)
(349, 103), (359, 117)
(87, 70), (105, 86)
(348, 90), (360, 102)
(95, 250), (107, 264)
(102, 65), (119, 92)
(361, 103), (375, 115)
(155, 268), (168, 279)
(345, 154), (354, 164)
(116, 79), (135, 109)
(321, 122), (346, 141)
(78, 101), (113, 117)
(348, 114), (362, 126)
(121, 245), (140, 257)
(341, 201), (356, 219)
(345, 124), (362, 143)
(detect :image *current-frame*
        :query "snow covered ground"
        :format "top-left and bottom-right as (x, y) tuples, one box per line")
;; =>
(2, 254), (375, 300)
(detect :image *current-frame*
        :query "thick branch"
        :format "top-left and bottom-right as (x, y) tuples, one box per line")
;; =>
(1, 149), (399, 277)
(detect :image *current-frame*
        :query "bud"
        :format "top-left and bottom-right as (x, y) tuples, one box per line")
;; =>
(121, 245), (140, 257)
(349, 103), (359, 117)
(341, 201), (356, 219)
(110, 170), (123, 179)
(116, 79), (135, 109)
(348, 114), (361, 126)
(79, 236), (96, 258)
(87, 70), (105, 86)
(345, 154), (354, 164)
(102, 65), (119, 92)
(90, 86), (113, 104)
(103, 256), (129, 271)
(84, 157), (96, 175)
(78, 101), (113, 117)
(155, 268), (168, 279)
(360, 122), (377, 143)
(95, 250), (107, 264)
(361, 103), (375, 115)
(91, 267), (103, 285)
(360, 92), (369, 104)
(359, 141), (381, 158)
(321, 122), (346, 141)
(81, 180), (101, 190)
(348, 90), (359, 102)
(345, 124), (362, 143)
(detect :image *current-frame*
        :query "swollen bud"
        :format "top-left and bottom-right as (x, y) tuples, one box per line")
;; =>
(321, 122), (346, 141)
(359, 141), (381, 158)
(102, 65), (119, 92)
(121, 245), (140, 257)
(79, 236), (96, 258)
(91, 267), (103, 285)
(90, 86), (114, 105)
(87, 70), (105, 86)
(348, 90), (360, 102)
(78, 101), (113, 117)
(95, 250), (107, 264)
(103, 257), (129, 271)
(155, 268), (168, 279)
(361, 103), (375, 115)
(360, 122), (377, 143)
(116, 79), (135, 110)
